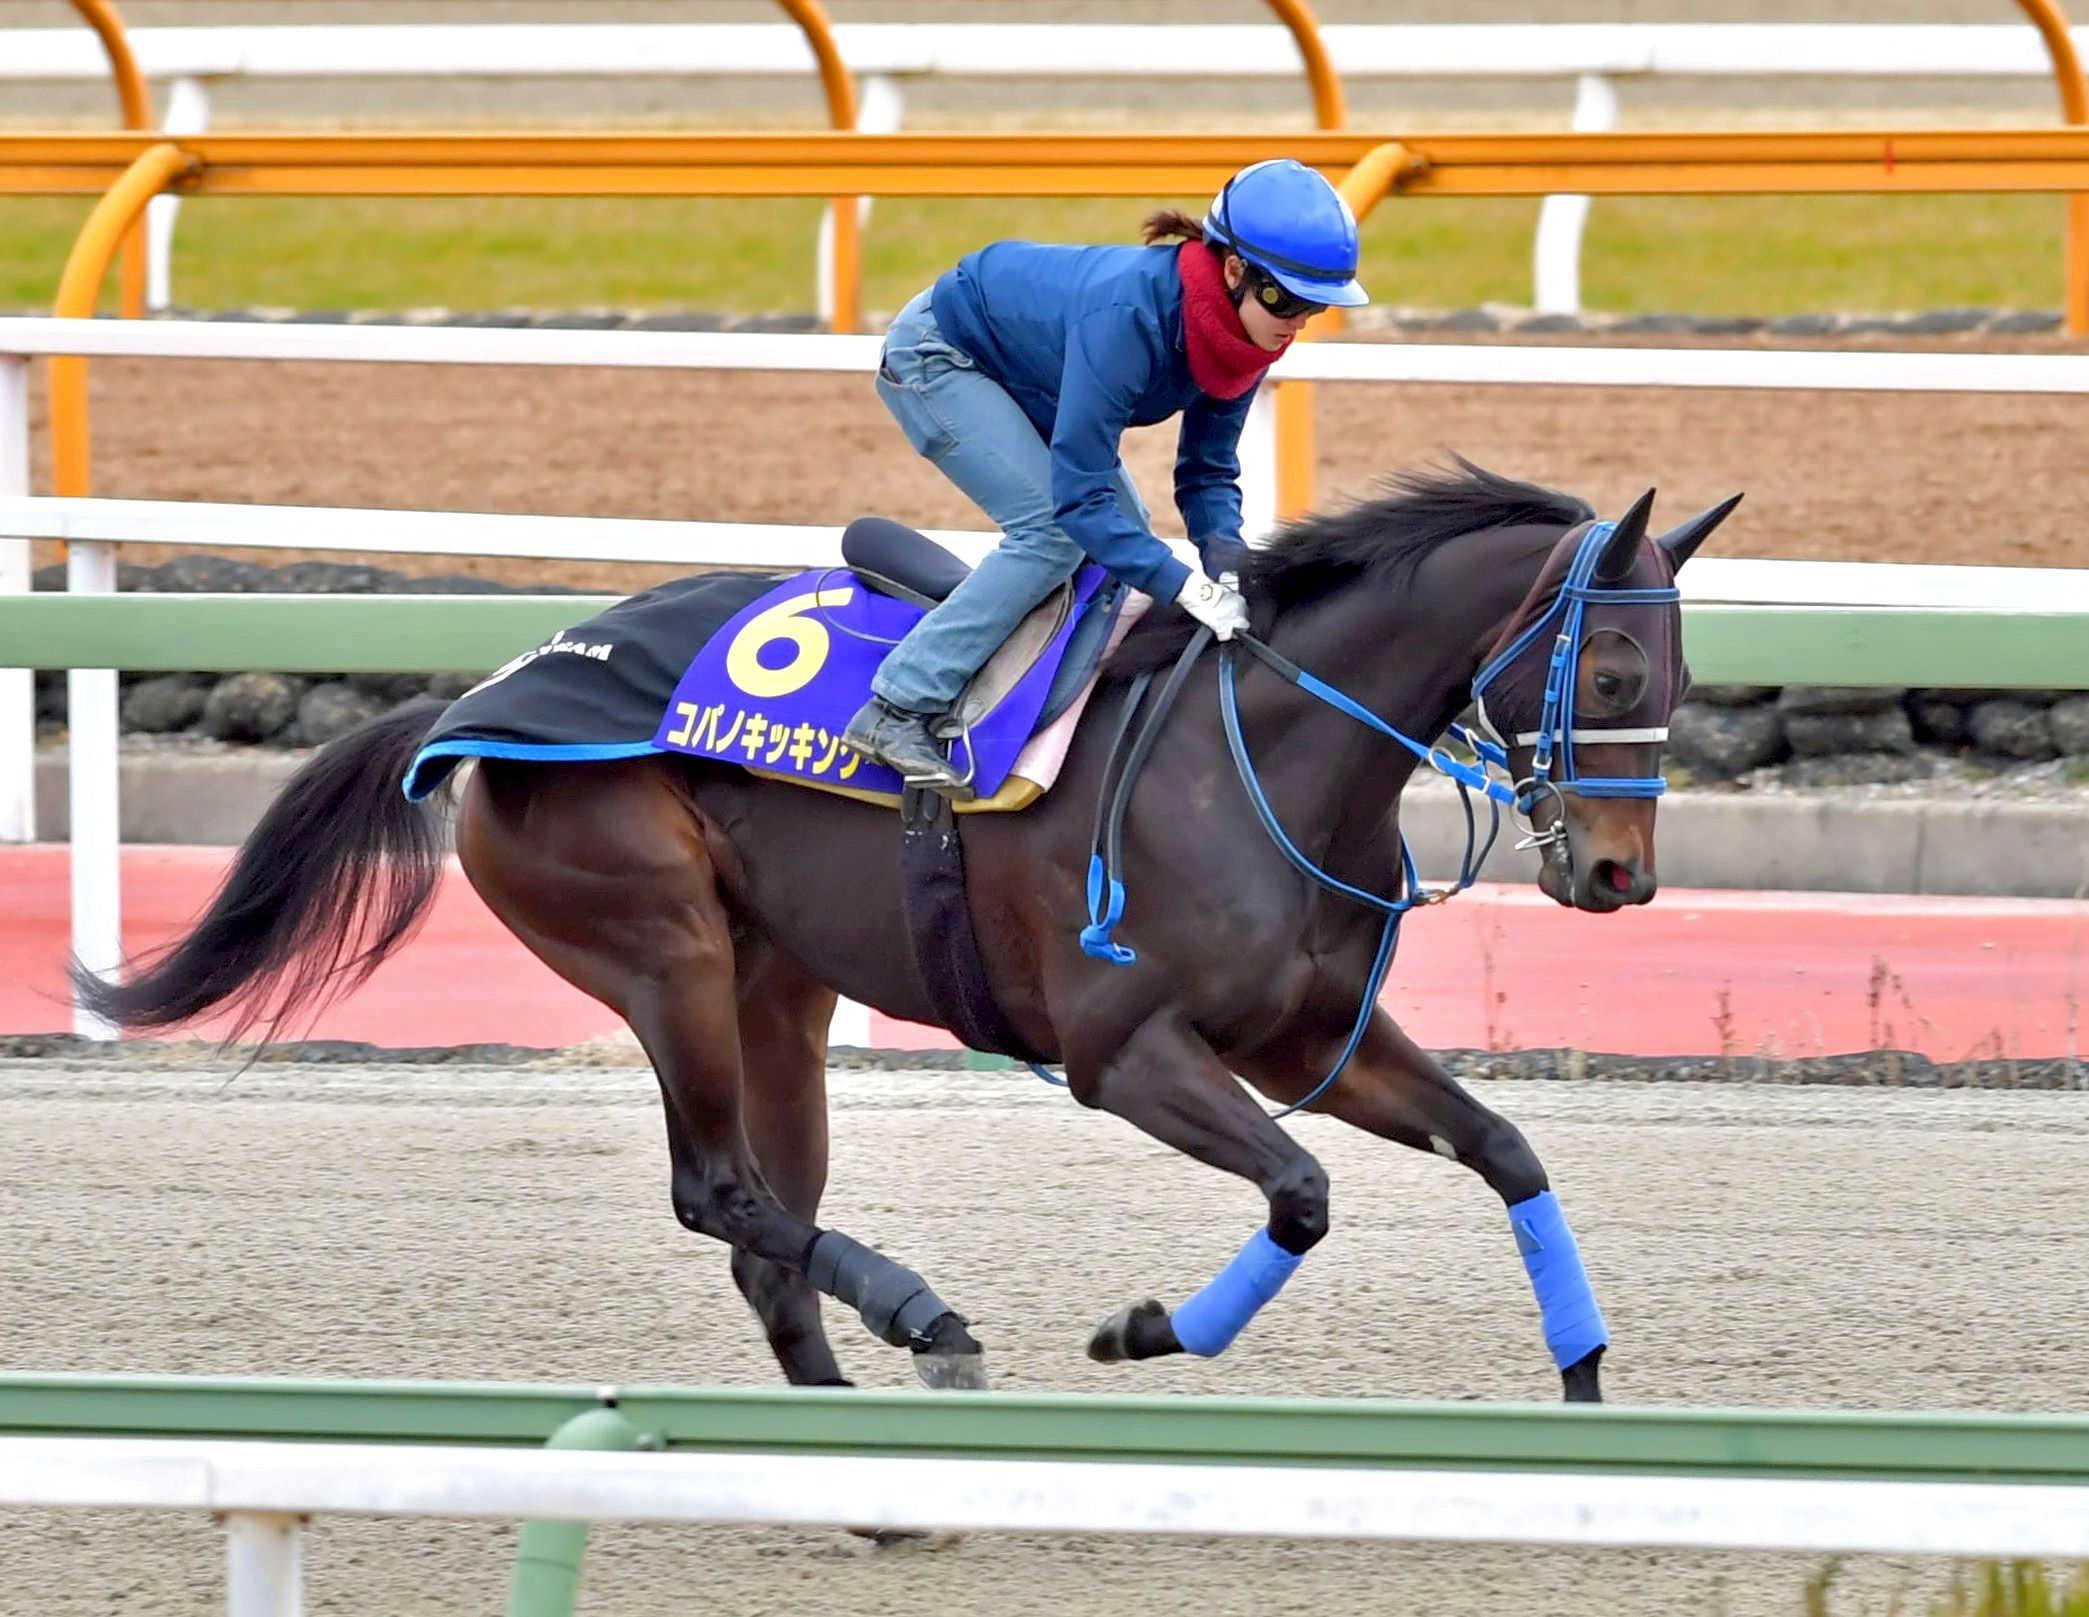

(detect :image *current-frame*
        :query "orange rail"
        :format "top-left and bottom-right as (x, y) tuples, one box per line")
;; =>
(15, 129), (2089, 194)
(41, 3), (2071, 328)
(1256, 0), (1349, 340)
(2012, 0), (2089, 332)
(774, 0), (862, 333)
(65, 0), (152, 319)
(1259, 0), (2089, 514)
(30, 127), (2089, 498)
(48, 143), (198, 497)
(1273, 144), (1424, 520)
(1262, 0), (1345, 129)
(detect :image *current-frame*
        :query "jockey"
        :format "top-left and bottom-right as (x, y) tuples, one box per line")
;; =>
(842, 157), (1369, 798)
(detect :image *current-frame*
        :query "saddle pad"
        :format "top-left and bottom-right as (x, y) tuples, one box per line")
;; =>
(402, 572), (775, 801)
(654, 564), (1109, 801)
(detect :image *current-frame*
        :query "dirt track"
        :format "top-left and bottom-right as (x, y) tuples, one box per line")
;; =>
(20, 340), (2089, 595)
(4, 1062), (2088, 1617)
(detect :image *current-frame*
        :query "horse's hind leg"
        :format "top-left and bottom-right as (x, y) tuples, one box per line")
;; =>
(1245, 1010), (1608, 1403)
(456, 757), (986, 1389)
(727, 946), (849, 1386)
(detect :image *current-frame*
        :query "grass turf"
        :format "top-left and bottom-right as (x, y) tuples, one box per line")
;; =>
(0, 190), (2068, 318)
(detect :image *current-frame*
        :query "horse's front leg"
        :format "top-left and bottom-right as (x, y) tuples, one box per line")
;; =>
(1068, 1009), (1329, 1365)
(1240, 1010), (1608, 1403)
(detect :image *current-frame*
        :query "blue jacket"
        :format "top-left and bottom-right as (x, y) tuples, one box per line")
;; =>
(930, 241), (1257, 602)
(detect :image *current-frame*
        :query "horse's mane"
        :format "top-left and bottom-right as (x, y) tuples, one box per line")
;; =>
(1109, 456), (1593, 678)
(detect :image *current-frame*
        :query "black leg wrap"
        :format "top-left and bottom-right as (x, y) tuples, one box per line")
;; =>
(806, 1230), (956, 1348)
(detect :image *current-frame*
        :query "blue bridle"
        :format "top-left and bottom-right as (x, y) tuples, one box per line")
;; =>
(1073, 517), (1680, 1116)
(1470, 518), (1682, 815)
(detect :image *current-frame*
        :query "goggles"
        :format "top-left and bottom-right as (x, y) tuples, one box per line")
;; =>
(1241, 264), (1326, 321)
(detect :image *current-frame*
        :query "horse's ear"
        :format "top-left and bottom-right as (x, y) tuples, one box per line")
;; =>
(1655, 492), (1744, 571)
(1595, 488), (1655, 580)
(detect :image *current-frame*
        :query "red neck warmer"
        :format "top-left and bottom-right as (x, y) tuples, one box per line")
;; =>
(1177, 241), (1289, 399)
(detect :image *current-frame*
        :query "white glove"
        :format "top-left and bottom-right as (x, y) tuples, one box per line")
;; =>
(1174, 569), (1250, 641)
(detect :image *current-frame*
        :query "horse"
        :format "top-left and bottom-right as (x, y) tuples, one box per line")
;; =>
(75, 460), (1737, 1403)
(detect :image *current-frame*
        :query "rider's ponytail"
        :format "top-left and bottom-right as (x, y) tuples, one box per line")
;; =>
(1141, 208), (1209, 246)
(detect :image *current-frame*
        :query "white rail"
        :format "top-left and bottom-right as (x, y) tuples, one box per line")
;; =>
(0, 496), (990, 571)
(11, 23), (2088, 314)
(12, 318), (2089, 393)
(9, 497), (2085, 615)
(12, 23), (2087, 86)
(7, 1434), (2089, 1617)
(8, 317), (2089, 1039)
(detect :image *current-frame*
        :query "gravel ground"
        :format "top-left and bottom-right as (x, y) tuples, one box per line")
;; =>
(3, 1060), (2088, 1617)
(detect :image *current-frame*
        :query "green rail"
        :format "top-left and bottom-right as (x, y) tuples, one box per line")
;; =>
(1, 593), (2085, 687)
(13, 1374), (2089, 1617)
(6, 1374), (2089, 1486)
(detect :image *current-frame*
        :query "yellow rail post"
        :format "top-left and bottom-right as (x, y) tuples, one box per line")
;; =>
(2010, 0), (2089, 332)
(50, 143), (197, 496)
(67, 0), (154, 320)
(776, 0), (862, 333)
(1260, 0), (1351, 494)
(1272, 144), (1422, 522)
(1262, 0), (1346, 130)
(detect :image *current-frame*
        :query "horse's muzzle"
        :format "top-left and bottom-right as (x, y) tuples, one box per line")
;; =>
(1535, 809), (1658, 912)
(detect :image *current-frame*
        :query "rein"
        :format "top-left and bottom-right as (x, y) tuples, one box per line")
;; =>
(1062, 517), (1673, 1117)
(1217, 636), (1503, 1117)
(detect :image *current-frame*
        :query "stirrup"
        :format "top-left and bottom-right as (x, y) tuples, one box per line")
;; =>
(902, 767), (975, 803)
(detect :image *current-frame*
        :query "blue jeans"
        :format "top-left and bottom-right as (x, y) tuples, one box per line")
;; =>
(869, 289), (1148, 715)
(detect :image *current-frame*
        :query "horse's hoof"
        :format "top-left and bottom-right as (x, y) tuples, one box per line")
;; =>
(1561, 1344), (1605, 1404)
(912, 1311), (988, 1391)
(913, 1348), (989, 1391)
(1087, 1298), (1180, 1363)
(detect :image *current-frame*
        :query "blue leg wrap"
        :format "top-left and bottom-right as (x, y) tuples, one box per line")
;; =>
(1169, 1228), (1304, 1358)
(1508, 1190), (1609, 1370)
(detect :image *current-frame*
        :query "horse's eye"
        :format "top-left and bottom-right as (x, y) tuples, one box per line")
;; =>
(1579, 629), (1649, 716)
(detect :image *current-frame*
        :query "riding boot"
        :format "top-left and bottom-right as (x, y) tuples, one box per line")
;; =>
(842, 697), (975, 801)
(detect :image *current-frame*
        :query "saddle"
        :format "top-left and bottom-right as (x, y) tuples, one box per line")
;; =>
(841, 516), (1118, 755)
(653, 517), (1128, 814)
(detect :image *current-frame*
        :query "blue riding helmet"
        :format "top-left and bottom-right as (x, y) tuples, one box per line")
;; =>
(1201, 158), (1369, 309)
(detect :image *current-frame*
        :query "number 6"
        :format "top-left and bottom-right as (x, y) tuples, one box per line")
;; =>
(725, 587), (854, 700)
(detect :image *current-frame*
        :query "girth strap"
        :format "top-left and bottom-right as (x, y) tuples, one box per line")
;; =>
(897, 785), (1051, 1064)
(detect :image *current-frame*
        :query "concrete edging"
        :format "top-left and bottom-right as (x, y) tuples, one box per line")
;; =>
(29, 746), (2089, 899)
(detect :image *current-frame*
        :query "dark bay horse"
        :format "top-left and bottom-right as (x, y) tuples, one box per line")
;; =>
(77, 462), (1737, 1403)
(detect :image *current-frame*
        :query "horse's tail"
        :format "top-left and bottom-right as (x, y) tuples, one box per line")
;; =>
(71, 697), (451, 1044)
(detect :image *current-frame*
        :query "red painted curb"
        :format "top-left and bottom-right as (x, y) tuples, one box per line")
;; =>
(6, 846), (2083, 1061)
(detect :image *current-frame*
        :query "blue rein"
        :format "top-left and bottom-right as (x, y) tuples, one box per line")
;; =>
(1068, 518), (1677, 1115)
(1217, 640), (1502, 1118)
